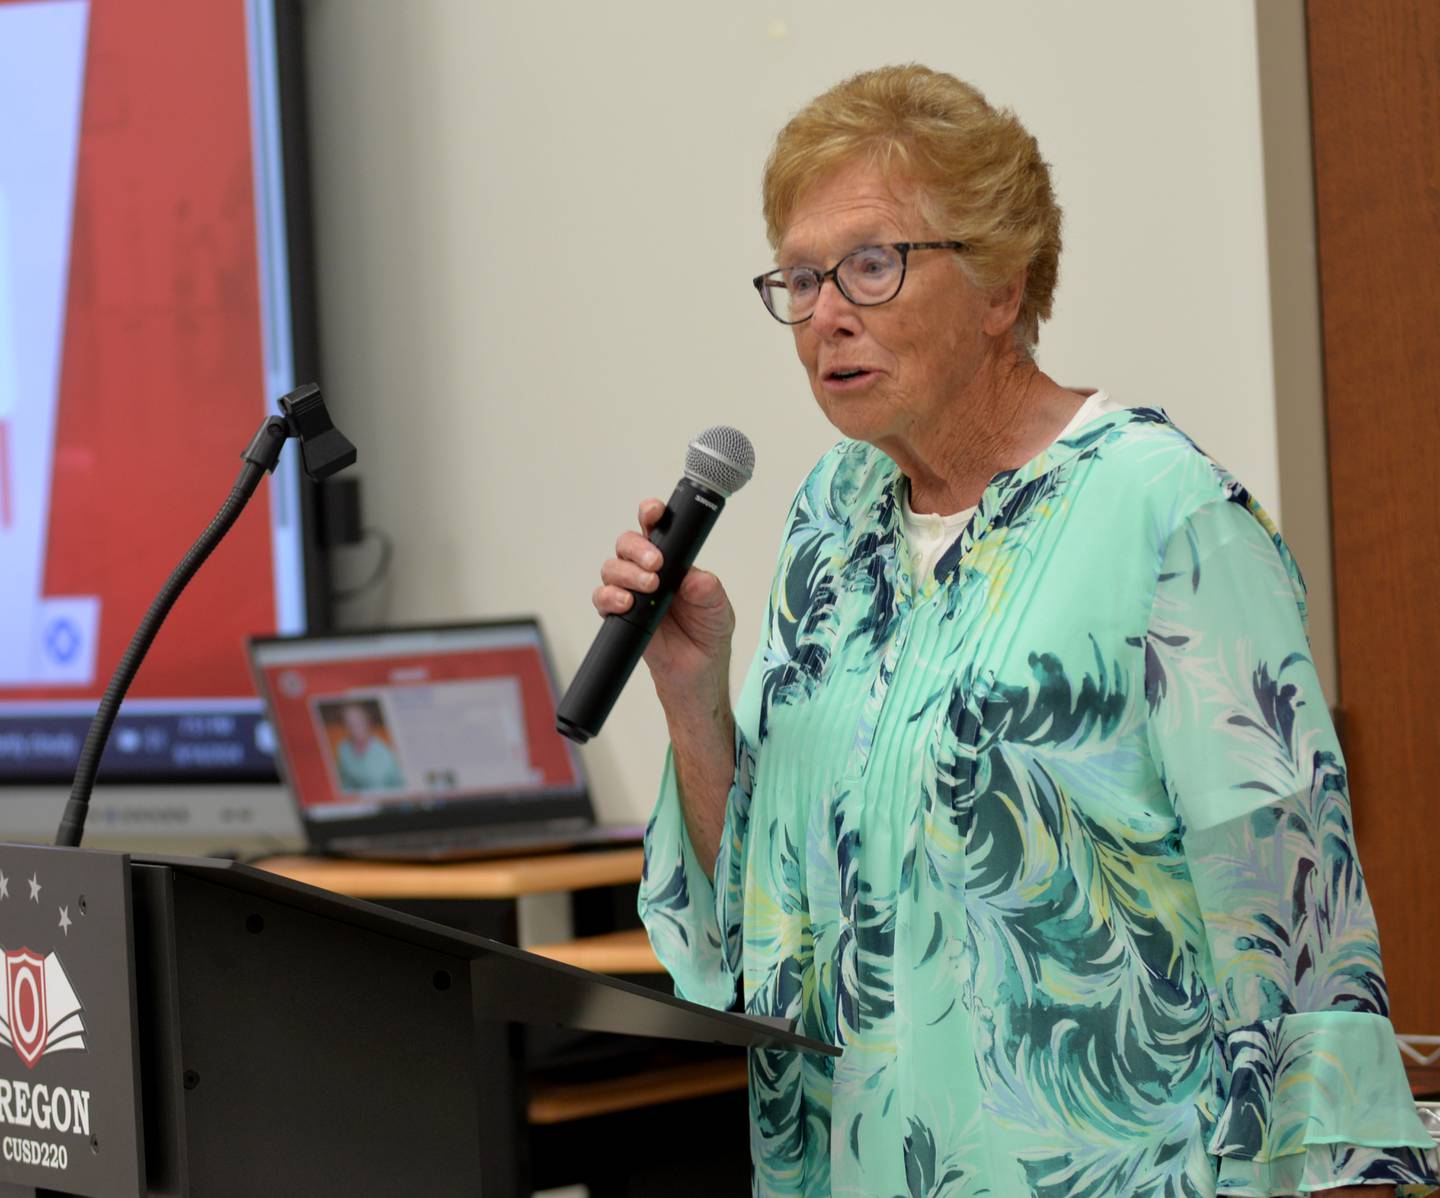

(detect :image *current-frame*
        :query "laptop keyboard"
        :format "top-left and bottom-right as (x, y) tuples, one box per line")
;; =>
(330, 817), (594, 859)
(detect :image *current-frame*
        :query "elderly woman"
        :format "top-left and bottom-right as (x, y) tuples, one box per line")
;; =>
(595, 66), (1436, 1197)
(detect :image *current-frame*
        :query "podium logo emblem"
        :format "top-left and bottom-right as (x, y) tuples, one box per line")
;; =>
(1, 948), (87, 1070)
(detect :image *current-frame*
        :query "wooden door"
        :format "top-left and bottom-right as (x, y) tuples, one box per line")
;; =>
(1307, 0), (1440, 1034)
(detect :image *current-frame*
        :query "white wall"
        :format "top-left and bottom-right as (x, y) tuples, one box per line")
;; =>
(302, 0), (1293, 825)
(1255, 0), (1337, 705)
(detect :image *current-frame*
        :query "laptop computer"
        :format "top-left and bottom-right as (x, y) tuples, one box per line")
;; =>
(248, 619), (643, 860)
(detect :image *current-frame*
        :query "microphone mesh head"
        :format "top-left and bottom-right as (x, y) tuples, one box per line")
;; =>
(685, 426), (755, 496)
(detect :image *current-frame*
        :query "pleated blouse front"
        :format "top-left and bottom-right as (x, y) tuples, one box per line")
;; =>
(639, 408), (1436, 1197)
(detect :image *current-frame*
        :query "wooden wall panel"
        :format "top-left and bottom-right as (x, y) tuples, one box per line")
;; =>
(1307, 0), (1440, 1034)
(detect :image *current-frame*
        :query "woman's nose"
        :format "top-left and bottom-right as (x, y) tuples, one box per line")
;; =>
(808, 277), (859, 337)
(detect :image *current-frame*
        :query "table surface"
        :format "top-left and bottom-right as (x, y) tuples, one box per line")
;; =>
(253, 848), (663, 973)
(527, 926), (659, 973)
(254, 846), (645, 899)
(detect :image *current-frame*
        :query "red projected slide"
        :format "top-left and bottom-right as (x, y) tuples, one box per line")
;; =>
(0, 0), (276, 705)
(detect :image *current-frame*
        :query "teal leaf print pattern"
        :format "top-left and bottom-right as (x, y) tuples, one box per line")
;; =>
(637, 407), (1437, 1197)
(897, 1118), (968, 1198)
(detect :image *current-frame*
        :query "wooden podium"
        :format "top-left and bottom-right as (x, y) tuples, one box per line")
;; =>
(0, 842), (833, 1197)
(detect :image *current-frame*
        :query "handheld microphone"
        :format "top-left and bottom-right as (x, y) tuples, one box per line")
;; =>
(556, 426), (755, 744)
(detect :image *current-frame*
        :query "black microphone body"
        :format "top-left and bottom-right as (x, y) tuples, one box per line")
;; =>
(557, 475), (725, 743)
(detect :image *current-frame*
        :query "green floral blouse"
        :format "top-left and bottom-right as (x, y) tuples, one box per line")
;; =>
(639, 407), (1437, 1197)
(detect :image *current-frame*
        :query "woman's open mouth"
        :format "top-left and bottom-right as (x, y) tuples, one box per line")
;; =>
(823, 367), (878, 389)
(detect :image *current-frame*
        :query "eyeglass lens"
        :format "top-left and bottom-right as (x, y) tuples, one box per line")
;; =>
(764, 244), (904, 322)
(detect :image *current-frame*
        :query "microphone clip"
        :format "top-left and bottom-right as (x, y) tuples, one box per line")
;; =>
(281, 382), (358, 481)
(240, 383), (358, 483)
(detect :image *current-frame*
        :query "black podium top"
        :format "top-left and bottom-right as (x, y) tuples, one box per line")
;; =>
(135, 854), (837, 1058)
(2, 842), (835, 1198)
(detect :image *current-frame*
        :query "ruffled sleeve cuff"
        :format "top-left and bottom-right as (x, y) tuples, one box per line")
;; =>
(637, 735), (753, 1011)
(1209, 1010), (1438, 1195)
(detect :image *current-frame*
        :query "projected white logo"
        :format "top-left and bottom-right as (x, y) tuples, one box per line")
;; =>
(0, 949), (86, 1071)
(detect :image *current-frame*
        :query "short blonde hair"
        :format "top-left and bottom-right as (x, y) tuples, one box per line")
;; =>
(762, 65), (1062, 350)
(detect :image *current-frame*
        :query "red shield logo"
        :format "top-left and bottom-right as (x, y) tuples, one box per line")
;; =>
(6, 949), (47, 1069)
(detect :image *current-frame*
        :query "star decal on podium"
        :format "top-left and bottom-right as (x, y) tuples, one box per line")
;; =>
(0, 869), (8, 899)
(28, 873), (41, 902)
(58, 906), (72, 936)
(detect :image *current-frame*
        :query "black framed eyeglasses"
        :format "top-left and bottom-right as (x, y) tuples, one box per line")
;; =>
(752, 241), (967, 325)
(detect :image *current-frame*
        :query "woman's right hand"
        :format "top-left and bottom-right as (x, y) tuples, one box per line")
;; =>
(592, 497), (735, 713)
(595, 498), (737, 874)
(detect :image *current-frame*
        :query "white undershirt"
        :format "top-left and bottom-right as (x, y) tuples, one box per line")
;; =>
(900, 388), (1127, 583)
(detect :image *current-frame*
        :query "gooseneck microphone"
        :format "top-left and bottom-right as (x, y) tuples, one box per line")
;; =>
(53, 384), (356, 848)
(556, 426), (755, 744)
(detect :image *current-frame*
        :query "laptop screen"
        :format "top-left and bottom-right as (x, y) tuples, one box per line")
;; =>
(249, 622), (587, 828)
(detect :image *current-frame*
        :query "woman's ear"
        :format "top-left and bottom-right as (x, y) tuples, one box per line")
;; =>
(982, 269), (1027, 337)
